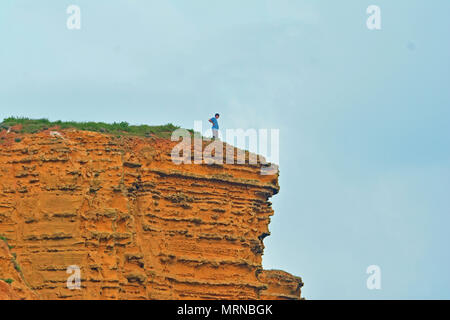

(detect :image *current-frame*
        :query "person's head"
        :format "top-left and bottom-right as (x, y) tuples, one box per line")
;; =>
(215, 113), (220, 119)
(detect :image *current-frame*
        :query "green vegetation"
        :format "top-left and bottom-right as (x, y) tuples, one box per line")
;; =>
(0, 235), (13, 249)
(0, 235), (22, 277)
(0, 278), (14, 284)
(13, 259), (21, 272)
(1, 117), (183, 138)
(0, 235), (31, 288)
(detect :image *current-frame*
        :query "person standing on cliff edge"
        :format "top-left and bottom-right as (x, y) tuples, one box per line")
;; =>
(209, 113), (220, 140)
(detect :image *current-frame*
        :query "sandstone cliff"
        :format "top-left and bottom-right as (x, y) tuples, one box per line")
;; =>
(0, 127), (303, 300)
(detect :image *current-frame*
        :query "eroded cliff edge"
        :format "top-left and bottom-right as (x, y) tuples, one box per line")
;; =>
(0, 129), (303, 300)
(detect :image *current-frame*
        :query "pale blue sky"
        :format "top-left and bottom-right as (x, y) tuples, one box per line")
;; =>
(1, 1), (449, 299)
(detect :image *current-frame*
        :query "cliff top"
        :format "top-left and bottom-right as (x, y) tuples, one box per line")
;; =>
(0, 117), (182, 139)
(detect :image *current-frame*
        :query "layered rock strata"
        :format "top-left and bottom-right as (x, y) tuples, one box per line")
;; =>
(0, 129), (302, 299)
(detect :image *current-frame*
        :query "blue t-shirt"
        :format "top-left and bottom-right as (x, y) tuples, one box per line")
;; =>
(210, 117), (219, 129)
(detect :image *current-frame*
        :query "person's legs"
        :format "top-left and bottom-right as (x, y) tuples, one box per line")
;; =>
(212, 129), (219, 140)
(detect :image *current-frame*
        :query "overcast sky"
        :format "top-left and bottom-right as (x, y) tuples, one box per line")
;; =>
(1, 0), (449, 299)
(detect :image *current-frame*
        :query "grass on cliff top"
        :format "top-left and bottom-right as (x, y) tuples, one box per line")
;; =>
(1, 117), (184, 138)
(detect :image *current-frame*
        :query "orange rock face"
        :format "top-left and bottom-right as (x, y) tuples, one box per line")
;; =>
(0, 241), (38, 300)
(0, 129), (302, 300)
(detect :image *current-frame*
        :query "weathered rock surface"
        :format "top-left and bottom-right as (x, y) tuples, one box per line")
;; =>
(0, 129), (302, 300)
(0, 241), (38, 299)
